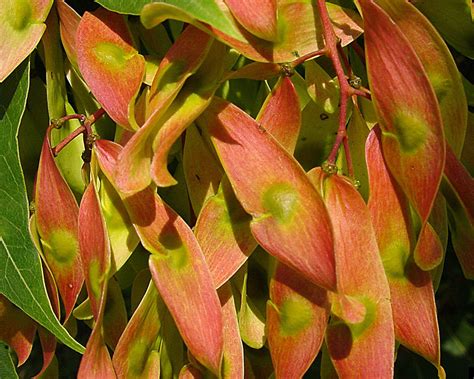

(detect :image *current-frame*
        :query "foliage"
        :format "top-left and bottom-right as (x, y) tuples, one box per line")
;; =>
(0, 0), (473, 377)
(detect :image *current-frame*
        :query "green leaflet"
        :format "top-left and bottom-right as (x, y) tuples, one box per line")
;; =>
(183, 124), (222, 215)
(99, 174), (139, 274)
(51, 102), (85, 196)
(158, 157), (192, 224)
(0, 342), (18, 379)
(159, 300), (185, 379)
(141, 0), (244, 41)
(295, 57), (342, 171)
(96, 0), (153, 15)
(0, 60), (83, 353)
(43, 6), (67, 123)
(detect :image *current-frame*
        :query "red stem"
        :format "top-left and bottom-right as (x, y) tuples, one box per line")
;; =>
(54, 114), (86, 124)
(51, 125), (86, 156)
(316, 0), (352, 170)
(291, 48), (327, 67)
(352, 87), (371, 100)
(90, 108), (106, 125)
(49, 108), (106, 157)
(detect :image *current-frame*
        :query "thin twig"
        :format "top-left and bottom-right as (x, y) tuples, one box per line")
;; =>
(316, 0), (352, 174)
(352, 87), (371, 100)
(49, 108), (106, 158)
(51, 125), (86, 156)
(291, 48), (327, 67)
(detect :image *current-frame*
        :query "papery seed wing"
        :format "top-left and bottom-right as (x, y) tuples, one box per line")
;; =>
(76, 8), (145, 129)
(35, 137), (83, 321)
(197, 98), (336, 290)
(309, 168), (395, 378)
(366, 127), (442, 370)
(360, 0), (445, 230)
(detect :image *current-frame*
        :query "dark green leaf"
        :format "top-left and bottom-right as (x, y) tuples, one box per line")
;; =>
(0, 59), (84, 353)
(0, 342), (18, 379)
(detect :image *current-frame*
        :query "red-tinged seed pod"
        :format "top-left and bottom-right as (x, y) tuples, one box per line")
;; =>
(76, 8), (145, 130)
(367, 127), (442, 373)
(308, 167), (395, 378)
(360, 0), (445, 238)
(35, 136), (83, 321)
(197, 98), (336, 291)
(218, 282), (244, 378)
(94, 139), (224, 375)
(0, 295), (37, 366)
(442, 145), (474, 278)
(267, 263), (329, 378)
(224, 0), (278, 42)
(113, 25), (214, 194)
(113, 281), (162, 378)
(57, 0), (81, 68)
(78, 181), (111, 320)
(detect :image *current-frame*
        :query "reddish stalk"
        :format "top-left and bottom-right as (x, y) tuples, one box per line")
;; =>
(352, 87), (371, 99)
(49, 108), (106, 159)
(316, 0), (351, 169)
(81, 107), (106, 162)
(50, 124), (85, 156)
(52, 114), (86, 125)
(316, 0), (365, 176)
(291, 48), (327, 67)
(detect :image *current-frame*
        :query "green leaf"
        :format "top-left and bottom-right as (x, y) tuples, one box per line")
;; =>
(95, 0), (153, 15)
(142, 0), (243, 41)
(0, 59), (84, 353)
(0, 342), (18, 379)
